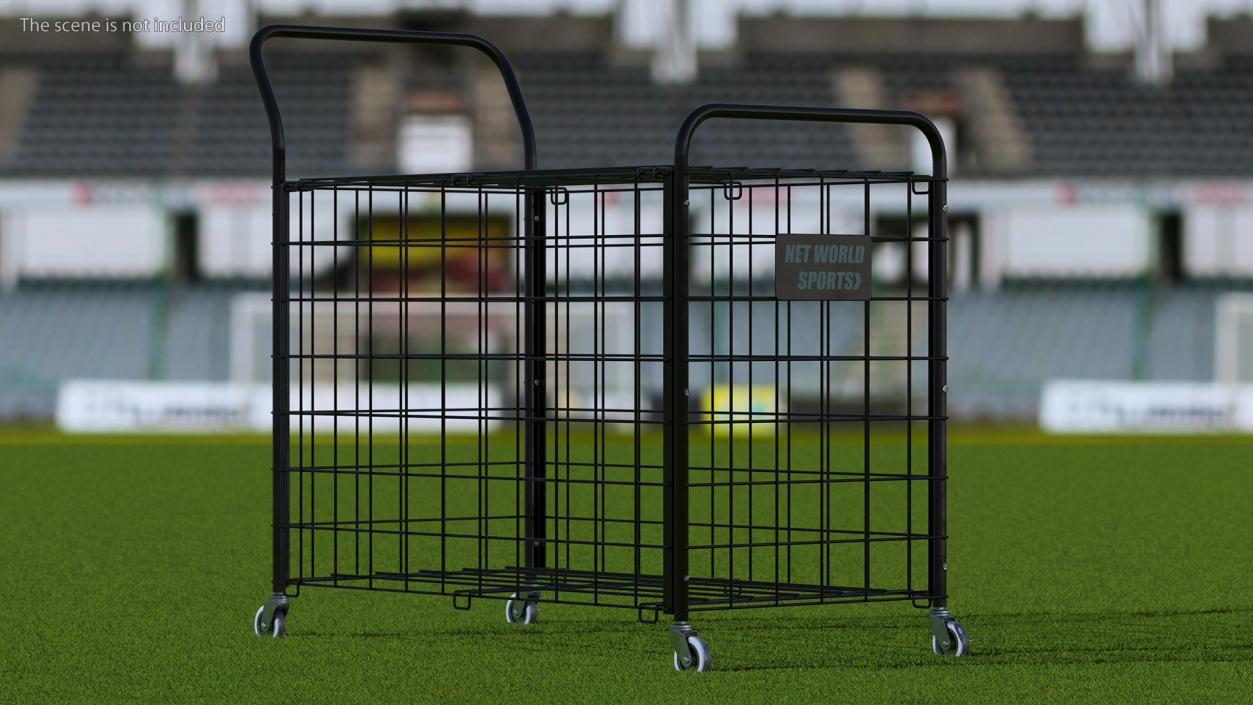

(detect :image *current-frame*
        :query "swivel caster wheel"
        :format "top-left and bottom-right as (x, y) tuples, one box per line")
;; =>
(669, 622), (711, 672)
(672, 635), (711, 672)
(929, 609), (969, 656)
(253, 594), (288, 638)
(505, 592), (539, 625)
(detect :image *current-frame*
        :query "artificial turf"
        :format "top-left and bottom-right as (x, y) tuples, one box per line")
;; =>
(2, 430), (1252, 704)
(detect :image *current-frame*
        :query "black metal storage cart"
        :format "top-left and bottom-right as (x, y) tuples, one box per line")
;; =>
(250, 24), (969, 671)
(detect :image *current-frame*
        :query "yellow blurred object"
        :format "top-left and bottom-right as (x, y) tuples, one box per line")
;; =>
(367, 213), (511, 268)
(701, 384), (779, 437)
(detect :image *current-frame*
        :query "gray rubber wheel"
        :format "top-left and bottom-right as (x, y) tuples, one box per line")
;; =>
(931, 620), (969, 656)
(505, 593), (538, 625)
(673, 635), (711, 672)
(253, 605), (286, 638)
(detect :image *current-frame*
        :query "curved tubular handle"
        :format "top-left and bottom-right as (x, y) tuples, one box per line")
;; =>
(674, 103), (946, 180)
(250, 24), (537, 182)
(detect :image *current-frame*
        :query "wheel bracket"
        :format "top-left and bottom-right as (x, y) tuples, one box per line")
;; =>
(259, 592), (289, 632)
(669, 621), (697, 668)
(928, 607), (954, 653)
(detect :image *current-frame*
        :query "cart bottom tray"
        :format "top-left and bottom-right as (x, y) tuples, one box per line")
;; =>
(291, 565), (926, 613)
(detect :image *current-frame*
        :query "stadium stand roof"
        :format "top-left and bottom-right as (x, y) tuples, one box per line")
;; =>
(2, 14), (1253, 178)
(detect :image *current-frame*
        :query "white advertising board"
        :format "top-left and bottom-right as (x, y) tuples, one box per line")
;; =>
(57, 380), (498, 433)
(1040, 380), (1253, 433)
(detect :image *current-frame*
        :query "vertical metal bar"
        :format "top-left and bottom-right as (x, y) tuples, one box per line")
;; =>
(772, 174), (781, 604)
(400, 187), (410, 587)
(331, 185), (339, 585)
(785, 184), (793, 585)
(547, 186), (560, 598)
(707, 187), (716, 579)
(514, 181), (524, 587)
(632, 175), (643, 604)
(664, 170), (691, 620)
(548, 187), (562, 599)
(296, 191), (305, 586)
(354, 190), (362, 578)
(562, 193), (572, 575)
(598, 187), (608, 582)
(726, 178), (735, 600)
(746, 182), (754, 585)
(592, 179), (602, 597)
(662, 178), (675, 613)
(905, 179), (915, 596)
(476, 188), (487, 589)
(818, 177), (828, 595)
(928, 177), (949, 607)
(524, 186), (547, 572)
(863, 178), (872, 598)
(309, 190), (317, 581)
(439, 187), (448, 590)
(367, 185), (375, 589)
(271, 179), (290, 595)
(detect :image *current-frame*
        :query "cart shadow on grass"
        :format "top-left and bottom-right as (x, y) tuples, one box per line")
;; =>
(293, 605), (1253, 672)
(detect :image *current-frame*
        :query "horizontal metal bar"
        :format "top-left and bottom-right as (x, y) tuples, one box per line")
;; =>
(687, 534), (937, 550)
(687, 353), (941, 362)
(289, 525), (665, 549)
(686, 294), (949, 303)
(289, 352), (667, 363)
(288, 566), (934, 612)
(289, 466), (667, 487)
(289, 514), (667, 529)
(287, 409), (667, 424)
(291, 458), (666, 474)
(686, 412), (945, 424)
(289, 233), (669, 245)
(285, 294), (668, 304)
(290, 166), (941, 190)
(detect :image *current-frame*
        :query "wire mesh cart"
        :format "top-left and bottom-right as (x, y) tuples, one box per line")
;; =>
(250, 24), (969, 670)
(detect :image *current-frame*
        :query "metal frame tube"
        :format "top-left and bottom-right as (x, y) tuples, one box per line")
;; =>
(524, 187), (547, 571)
(250, 23), (538, 594)
(926, 175), (949, 608)
(671, 103), (949, 618)
(270, 182), (290, 594)
(662, 172), (689, 618)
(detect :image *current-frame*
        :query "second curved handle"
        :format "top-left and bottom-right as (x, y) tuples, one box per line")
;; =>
(250, 24), (537, 182)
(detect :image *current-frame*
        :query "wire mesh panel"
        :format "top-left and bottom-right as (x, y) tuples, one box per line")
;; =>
(277, 165), (945, 615)
(281, 169), (672, 610)
(681, 169), (941, 612)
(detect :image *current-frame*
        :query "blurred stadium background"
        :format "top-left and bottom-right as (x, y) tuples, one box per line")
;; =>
(1, 0), (1252, 432)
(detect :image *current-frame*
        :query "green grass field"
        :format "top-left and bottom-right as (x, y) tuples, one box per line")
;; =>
(3, 429), (1252, 704)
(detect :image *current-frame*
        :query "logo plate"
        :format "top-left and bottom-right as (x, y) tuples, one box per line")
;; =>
(774, 234), (872, 301)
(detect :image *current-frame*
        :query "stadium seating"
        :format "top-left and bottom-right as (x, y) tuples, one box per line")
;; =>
(7, 46), (1253, 177)
(0, 281), (259, 418)
(947, 281), (1232, 418)
(515, 52), (859, 169)
(0, 51), (357, 178)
